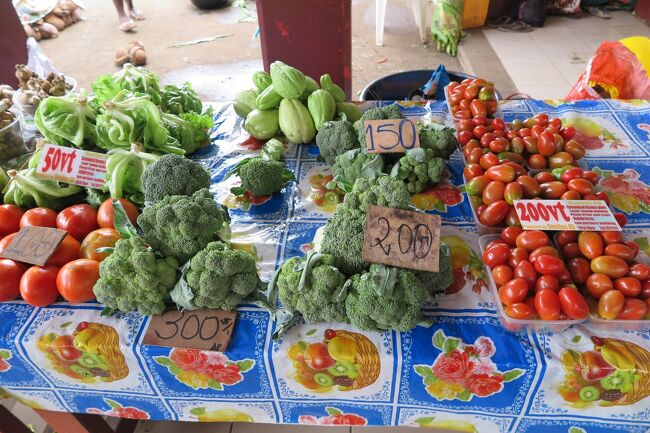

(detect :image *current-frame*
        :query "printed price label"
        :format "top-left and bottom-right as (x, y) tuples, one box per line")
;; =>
(362, 205), (441, 272)
(514, 200), (621, 231)
(143, 309), (237, 352)
(0, 226), (67, 266)
(364, 118), (420, 153)
(35, 143), (108, 189)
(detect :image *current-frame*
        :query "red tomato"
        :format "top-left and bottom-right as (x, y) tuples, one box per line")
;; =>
(527, 154), (548, 169)
(604, 243), (635, 262)
(516, 176), (541, 198)
(19, 208), (58, 228)
(473, 125), (488, 139)
(614, 213), (627, 228)
(0, 205), (24, 238)
(464, 163), (484, 180)
(555, 231), (578, 247)
(558, 287), (589, 320)
(97, 199), (139, 229)
(56, 259), (100, 303)
(485, 239), (508, 252)
(470, 99), (487, 117)
(535, 289), (562, 321)
(578, 232), (604, 260)
(590, 255), (629, 279)
(560, 190), (581, 201)
(560, 126), (576, 141)
(56, 205), (99, 241)
(516, 231), (549, 252)
(489, 137), (510, 153)
(625, 241), (639, 257)
(528, 246), (560, 263)
(482, 181), (506, 206)
(614, 277), (642, 297)
(562, 242), (582, 259)
(560, 167), (584, 184)
(492, 265), (514, 286)
(0, 259), (27, 301)
(468, 147), (485, 164)
(80, 228), (122, 262)
(492, 118), (505, 131)
(616, 298), (648, 320)
(642, 280), (650, 299)
(458, 130), (474, 146)
(514, 260), (537, 289)
(535, 275), (559, 292)
(472, 117), (487, 127)
(499, 278), (529, 306)
(566, 140), (586, 160)
(628, 263), (650, 281)
(597, 290), (625, 320)
(534, 255), (565, 275)
(586, 273), (614, 299)
(19, 266), (60, 307)
(567, 257), (592, 285)
(599, 231), (623, 245)
(506, 303), (535, 320)
(501, 227), (523, 246)
(486, 165), (516, 183)
(504, 207), (521, 227)
(557, 268), (574, 285)
(595, 191), (610, 204)
(509, 247), (529, 268)
(567, 178), (595, 196)
(537, 131), (557, 157)
(46, 235), (81, 268)
(540, 181), (567, 199)
(534, 171), (554, 184)
(479, 152), (500, 170)
(482, 243), (510, 268)
(479, 200), (509, 226)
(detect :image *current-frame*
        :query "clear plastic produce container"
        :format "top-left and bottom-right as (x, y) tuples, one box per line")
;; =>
(0, 108), (28, 164)
(12, 76), (77, 118)
(479, 234), (587, 333)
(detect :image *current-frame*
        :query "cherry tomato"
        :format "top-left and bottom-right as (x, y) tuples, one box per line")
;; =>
(492, 118), (505, 130)
(534, 255), (565, 275)
(46, 235), (81, 267)
(548, 152), (575, 169)
(0, 259), (27, 302)
(473, 125), (488, 139)
(624, 240), (638, 257)
(595, 191), (610, 204)
(616, 298), (648, 320)
(567, 178), (595, 196)
(604, 243), (635, 262)
(19, 208), (58, 228)
(527, 154), (548, 169)
(529, 246), (560, 263)
(485, 239), (508, 252)
(514, 260), (537, 289)
(468, 147), (485, 164)
(562, 242), (581, 259)
(80, 228), (122, 262)
(599, 231), (623, 245)
(581, 170), (598, 185)
(479, 152), (500, 170)
(586, 273), (614, 299)
(470, 99), (487, 117)
(591, 255), (629, 279)
(537, 131), (557, 156)
(97, 199), (139, 229)
(510, 136), (525, 153)
(559, 190), (580, 200)
(489, 137), (510, 153)
(531, 124), (544, 138)
(560, 126), (576, 141)
(628, 263), (650, 281)
(504, 207), (521, 227)
(482, 181), (506, 206)
(501, 227), (523, 246)
(479, 200), (509, 227)
(614, 213), (628, 228)
(483, 242), (510, 268)
(534, 171), (555, 184)
(535, 289), (562, 321)
(642, 280), (650, 299)
(458, 119), (472, 131)
(555, 231), (578, 248)
(578, 231), (604, 260)
(614, 277), (642, 297)
(486, 165), (515, 183)
(536, 275), (559, 292)
(458, 130), (474, 146)
(480, 132), (495, 148)
(501, 161), (526, 176)
(506, 303), (535, 320)
(492, 265), (514, 286)
(557, 267), (573, 285)
(597, 289), (625, 320)
(464, 163), (484, 180)
(516, 231), (549, 252)
(56, 204), (99, 241)
(558, 287), (589, 320)
(0, 204), (24, 238)
(567, 257), (592, 285)
(559, 167), (584, 184)
(499, 278), (529, 306)
(540, 181), (567, 199)
(509, 248), (529, 268)
(465, 175), (491, 196)
(565, 140), (586, 160)
(56, 259), (100, 303)
(516, 176), (541, 198)
(519, 127), (532, 137)
(465, 84), (480, 100)
(476, 204), (487, 218)
(472, 116), (488, 127)
(459, 99), (471, 112)
(19, 266), (60, 307)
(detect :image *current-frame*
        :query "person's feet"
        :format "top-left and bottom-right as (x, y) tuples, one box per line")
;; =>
(129, 9), (146, 20)
(586, 7), (611, 19)
(118, 15), (137, 32)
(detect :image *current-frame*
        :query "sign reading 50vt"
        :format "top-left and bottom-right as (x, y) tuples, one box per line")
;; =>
(363, 118), (420, 153)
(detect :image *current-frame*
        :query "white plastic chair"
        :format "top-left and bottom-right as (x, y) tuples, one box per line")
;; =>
(376, 0), (429, 46)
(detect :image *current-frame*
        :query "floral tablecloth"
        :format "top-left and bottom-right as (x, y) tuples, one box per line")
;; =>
(1, 99), (649, 433)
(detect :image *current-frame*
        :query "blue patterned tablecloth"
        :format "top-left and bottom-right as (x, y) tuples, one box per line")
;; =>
(1, 99), (649, 433)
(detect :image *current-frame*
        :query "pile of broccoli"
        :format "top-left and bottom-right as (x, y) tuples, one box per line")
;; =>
(330, 149), (384, 192)
(390, 148), (446, 194)
(141, 154), (211, 203)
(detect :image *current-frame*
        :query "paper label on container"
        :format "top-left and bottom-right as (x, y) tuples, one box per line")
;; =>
(35, 143), (107, 189)
(513, 200), (621, 231)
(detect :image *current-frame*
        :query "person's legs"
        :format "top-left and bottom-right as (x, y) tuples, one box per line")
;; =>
(113, 0), (137, 30)
(125, 0), (146, 20)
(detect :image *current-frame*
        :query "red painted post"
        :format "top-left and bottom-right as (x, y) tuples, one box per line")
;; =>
(255, 0), (352, 99)
(0, 2), (27, 86)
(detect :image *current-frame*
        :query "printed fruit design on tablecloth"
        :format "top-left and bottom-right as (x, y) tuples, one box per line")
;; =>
(414, 416), (478, 432)
(36, 322), (128, 383)
(154, 348), (254, 390)
(223, 189), (272, 211)
(308, 173), (344, 212)
(0, 349), (12, 372)
(594, 167), (650, 214)
(286, 329), (380, 392)
(558, 336), (650, 407)
(299, 407), (367, 426)
(561, 117), (622, 150)
(441, 235), (487, 295)
(190, 407), (253, 422)
(87, 398), (149, 419)
(412, 181), (463, 212)
(415, 330), (524, 401)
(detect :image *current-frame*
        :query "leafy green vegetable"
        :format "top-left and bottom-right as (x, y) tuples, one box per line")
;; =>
(161, 82), (202, 115)
(104, 144), (160, 205)
(34, 93), (97, 149)
(92, 64), (162, 106)
(4, 168), (84, 210)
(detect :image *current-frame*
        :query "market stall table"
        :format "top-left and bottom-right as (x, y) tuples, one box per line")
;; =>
(1, 99), (649, 433)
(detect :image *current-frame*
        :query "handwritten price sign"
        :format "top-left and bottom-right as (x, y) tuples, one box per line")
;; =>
(514, 199), (621, 231)
(36, 143), (108, 189)
(362, 205), (441, 272)
(143, 309), (237, 352)
(0, 227), (67, 266)
(364, 118), (420, 153)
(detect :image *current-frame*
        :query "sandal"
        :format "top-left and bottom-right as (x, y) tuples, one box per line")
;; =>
(119, 19), (137, 32)
(586, 7), (611, 19)
(130, 9), (146, 20)
(498, 20), (534, 33)
(487, 16), (514, 28)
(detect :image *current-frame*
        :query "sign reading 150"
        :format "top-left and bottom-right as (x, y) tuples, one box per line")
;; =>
(363, 119), (420, 153)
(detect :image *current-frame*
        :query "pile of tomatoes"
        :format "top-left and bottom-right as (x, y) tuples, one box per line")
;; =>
(0, 199), (138, 308)
(447, 78), (498, 120)
(555, 230), (650, 321)
(483, 228), (590, 322)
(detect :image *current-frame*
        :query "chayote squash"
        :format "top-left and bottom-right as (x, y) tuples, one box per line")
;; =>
(252, 71), (272, 92)
(270, 61), (307, 99)
(233, 88), (259, 119)
(279, 99), (316, 144)
(320, 74), (346, 102)
(307, 89), (336, 131)
(256, 84), (283, 110)
(335, 102), (362, 122)
(244, 109), (280, 140)
(300, 76), (320, 100)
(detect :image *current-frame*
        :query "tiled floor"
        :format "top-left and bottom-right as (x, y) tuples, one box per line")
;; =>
(483, 11), (650, 99)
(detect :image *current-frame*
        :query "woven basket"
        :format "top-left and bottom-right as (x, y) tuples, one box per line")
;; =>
(600, 338), (650, 406)
(335, 330), (380, 390)
(87, 323), (129, 382)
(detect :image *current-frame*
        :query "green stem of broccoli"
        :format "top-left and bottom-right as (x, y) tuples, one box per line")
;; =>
(298, 252), (323, 292)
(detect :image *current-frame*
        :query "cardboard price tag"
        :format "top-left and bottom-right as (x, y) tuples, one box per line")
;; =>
(35, 143), (108, 189)
(363, 118), (420, 154)
(0, 227), (67, 266)
(143, 309), (237, 352)
(514, 199), (621, 231)
(362, 205), (441, 272)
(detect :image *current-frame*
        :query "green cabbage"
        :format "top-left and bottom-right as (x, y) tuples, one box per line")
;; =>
(34, 93), (97, 149)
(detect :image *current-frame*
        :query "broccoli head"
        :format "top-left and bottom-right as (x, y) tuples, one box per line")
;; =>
(142, 154), (211, 203)
(138, 188), (230, 263)
(344, 264), (428, 331)
(331, 149), (384, 192)
(418, 123), (458, 159)
(171, 241), (262, 311)
(315, 120), (360, 165)
(390, 148), (446, 194)
(93, 236), (179, 315)
(343, 175), (412, 211)
(357, 104), (404, 148)
(273, 252), (348, 323)
(414, 242), (454, 296)
(230, 157), (295, 197)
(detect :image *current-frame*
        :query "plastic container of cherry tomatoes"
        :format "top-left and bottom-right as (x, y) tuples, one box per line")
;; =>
(480, 234), (587, 333)
(552, 232), (650, 332)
